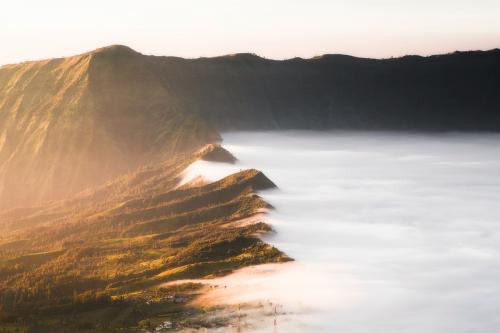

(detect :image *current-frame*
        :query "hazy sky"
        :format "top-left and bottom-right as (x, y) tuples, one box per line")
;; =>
(1, 0), (499, 65)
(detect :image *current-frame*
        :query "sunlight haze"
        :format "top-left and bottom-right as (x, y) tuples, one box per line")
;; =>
(2, 2), (500, 332)
(1, 0), (499, 65)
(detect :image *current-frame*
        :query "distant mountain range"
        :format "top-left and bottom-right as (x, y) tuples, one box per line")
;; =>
(1, 45), (499, 207)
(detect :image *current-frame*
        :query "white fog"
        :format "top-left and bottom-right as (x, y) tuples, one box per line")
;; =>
(181, 131), (500, 332)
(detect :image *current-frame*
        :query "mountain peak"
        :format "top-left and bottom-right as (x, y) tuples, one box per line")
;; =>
(213, 52), (265, 62)
(90, 44), (140, 56)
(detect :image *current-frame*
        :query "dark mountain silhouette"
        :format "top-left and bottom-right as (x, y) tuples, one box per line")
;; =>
(152, 48), (500, 131)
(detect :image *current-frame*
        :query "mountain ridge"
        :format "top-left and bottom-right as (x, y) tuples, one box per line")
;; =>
(0, 144), (289, 332)
(1, 44), (500, 332)
(3, 45), (499, 68)
(0, 47), (219, 208)
(1, 44), (500, 208)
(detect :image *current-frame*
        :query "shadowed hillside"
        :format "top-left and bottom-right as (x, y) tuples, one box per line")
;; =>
(1, 45), (499, 207)
(150, 49), (500, 130)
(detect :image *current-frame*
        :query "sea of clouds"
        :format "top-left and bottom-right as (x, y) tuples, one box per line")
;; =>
(182, 131), (500, 333)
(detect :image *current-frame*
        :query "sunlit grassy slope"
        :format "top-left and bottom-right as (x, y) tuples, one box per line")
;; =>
(0, 45), (219, 209)
(0, 144), (289, 332)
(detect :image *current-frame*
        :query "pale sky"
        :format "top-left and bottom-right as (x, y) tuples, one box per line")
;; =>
(1, 0), (500, 65)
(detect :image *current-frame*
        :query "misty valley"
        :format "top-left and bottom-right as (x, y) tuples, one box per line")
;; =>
(179, 131), (500, 333)
(1, 44), (500, 333)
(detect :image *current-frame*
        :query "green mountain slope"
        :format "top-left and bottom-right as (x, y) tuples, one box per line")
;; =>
(0, 45), (218, 209)
(0, 145), (288, 332)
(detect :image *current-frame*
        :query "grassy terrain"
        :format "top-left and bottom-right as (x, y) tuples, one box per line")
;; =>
(0, 45), (219, 209)
(0, 145), (290, 332)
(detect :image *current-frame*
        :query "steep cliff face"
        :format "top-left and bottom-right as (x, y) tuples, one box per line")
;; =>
(0, 46), (219, 208)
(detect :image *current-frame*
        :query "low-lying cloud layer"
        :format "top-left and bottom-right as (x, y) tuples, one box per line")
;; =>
(184, 131), (500, 332)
